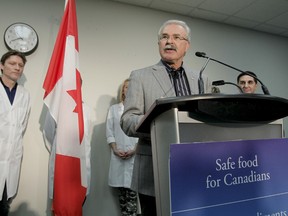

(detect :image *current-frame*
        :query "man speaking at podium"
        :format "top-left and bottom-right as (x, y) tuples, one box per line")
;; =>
(121, 19), (211, 216)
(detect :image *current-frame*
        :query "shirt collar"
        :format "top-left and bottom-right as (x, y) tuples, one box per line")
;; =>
(161, 60), (184, 73)
(0, 77), (18, 91)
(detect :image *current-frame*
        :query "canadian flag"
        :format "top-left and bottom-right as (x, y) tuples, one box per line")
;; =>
(43, 0), (87, 215)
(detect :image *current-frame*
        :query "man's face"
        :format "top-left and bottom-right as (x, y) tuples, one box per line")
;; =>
(0, 55), (25, 83)
(238, 75), (258, 93)
(158, 24), (190, 68)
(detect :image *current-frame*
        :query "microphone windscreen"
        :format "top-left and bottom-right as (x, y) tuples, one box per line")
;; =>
(212, 80), (225, 86)
(195, 52), (206, 57)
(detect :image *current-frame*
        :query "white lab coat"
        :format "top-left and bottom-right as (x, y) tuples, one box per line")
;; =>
(106, 102), (138, 188)
(43, 102), (93, 199)
(0, 83), (30, 200)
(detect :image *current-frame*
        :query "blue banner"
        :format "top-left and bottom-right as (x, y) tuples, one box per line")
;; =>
(170, 138), (288, 216)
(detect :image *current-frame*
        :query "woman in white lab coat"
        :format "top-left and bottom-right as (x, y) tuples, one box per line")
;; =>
(106, 79), (139, 216)
(0, 50), (30, 215)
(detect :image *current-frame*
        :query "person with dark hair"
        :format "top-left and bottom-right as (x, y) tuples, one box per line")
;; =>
(106, 79), (139, 216)
(120, 20), (211, 215)
(237, 71), (258, 93)
(0, 50), (30, 215)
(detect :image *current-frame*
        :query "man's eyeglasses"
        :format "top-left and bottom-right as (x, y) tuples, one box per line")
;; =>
(159, 34), (188, 42)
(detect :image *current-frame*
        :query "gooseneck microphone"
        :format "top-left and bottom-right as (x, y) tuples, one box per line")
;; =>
(197, 52), (210, 94)
(195, 52), (206, 58)
(195, 52), (270, 95)
(212, 80), (244, 93)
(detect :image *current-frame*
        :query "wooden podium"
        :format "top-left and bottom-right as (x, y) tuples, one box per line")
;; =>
(136, 94), (288, 216)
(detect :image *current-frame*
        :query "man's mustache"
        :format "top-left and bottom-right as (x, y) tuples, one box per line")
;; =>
(164, 45), (176, 50)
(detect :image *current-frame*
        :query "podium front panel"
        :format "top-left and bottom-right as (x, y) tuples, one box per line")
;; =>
(151, 110), (284, 216)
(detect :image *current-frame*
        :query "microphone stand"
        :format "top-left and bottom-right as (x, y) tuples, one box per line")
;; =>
(196, 52), (270, 95)
(198, 57), (210, 94)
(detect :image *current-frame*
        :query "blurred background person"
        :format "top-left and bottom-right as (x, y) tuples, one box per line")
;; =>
(237, 71), (258, 93)
(106, 79), (139, 216)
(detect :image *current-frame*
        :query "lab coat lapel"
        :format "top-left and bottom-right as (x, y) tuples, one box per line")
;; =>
(152, 62), (176, 97)
(0, 83), (12, 108)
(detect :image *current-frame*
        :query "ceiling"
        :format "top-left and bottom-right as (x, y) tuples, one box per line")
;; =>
(106, 0), (288, 38)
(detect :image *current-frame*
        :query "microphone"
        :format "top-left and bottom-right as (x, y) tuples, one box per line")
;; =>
(212, 80), (225, 86)
(195, 52), (270, 95)
(197, 52), (210, 94)
(212, 80), (243, 93)
(195, 52), (206, 58)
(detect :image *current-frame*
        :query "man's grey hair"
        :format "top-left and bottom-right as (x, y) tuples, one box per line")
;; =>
(158, 20), (191, 43)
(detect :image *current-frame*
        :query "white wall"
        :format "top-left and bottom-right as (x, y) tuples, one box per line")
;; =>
(0, 0), (287, 215)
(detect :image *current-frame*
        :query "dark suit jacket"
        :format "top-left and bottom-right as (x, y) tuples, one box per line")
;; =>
(121, 61), (211, 196)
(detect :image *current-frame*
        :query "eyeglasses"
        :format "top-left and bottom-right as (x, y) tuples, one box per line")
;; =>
(159, 34), (188, 42)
